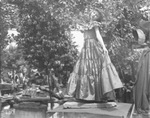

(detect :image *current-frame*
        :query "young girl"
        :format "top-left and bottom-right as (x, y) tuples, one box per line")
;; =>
(67, 10), (123, 102)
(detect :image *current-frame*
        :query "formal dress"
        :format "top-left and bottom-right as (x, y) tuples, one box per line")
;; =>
(67, 27), (123, 101)
(134, 48), (150, 113)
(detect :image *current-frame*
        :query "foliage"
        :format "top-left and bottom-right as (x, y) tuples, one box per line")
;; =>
(0, 0), (21, 83)
(0, 1), (9, 82)
(46, 0), (150, 83)
(109, 0), (150, 79)
(43, 0), (136, 79)
(5, 0), (150, 85)
(13, 0), (79, 85)
(1, 40), (26, 83)
(1, 0), (148, 103)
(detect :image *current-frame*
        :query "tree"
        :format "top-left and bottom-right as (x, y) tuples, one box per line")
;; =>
(2, 41), (25, 83)
(7, 0), (150, 83)
(14, 1), (78, 86)
(0, 0), (20, 84)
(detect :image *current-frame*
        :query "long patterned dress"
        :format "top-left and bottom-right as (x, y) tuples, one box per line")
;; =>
(67, 27), (123, 101)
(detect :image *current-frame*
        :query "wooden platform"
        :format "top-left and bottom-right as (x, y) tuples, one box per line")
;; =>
(63, 101), (117, 109)
(48, 102), (132, 118)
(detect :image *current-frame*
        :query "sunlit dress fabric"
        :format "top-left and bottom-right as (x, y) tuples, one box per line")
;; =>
(67, 27), (123, 101)
(134, 48), (150, 113)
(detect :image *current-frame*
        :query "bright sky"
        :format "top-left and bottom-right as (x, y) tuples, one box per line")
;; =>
(71, 31), (84, 52)
(6, 29), (18, 49)
(8, 29), (19, 36)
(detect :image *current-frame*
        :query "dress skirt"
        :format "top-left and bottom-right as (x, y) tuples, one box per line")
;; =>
(67, 38), (123, 101)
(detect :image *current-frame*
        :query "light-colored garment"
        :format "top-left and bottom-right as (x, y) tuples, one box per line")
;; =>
(134, 48), (150, 113)
(67, 27), (123, 101)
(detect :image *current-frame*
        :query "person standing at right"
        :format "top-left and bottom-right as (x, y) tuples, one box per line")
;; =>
(133, 20), (150, 113)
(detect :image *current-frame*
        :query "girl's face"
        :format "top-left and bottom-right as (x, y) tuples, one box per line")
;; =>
(90, 11), (99, 21)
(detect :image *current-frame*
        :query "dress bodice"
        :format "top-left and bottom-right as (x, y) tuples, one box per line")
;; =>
(84, 28), (97, 40)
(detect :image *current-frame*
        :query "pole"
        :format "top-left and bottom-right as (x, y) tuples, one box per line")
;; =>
(47, 71), (53, 110)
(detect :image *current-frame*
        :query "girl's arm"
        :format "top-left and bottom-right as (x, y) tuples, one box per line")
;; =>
(94, 26), (108, 53)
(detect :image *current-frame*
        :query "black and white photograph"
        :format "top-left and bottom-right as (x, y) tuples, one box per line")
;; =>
(0, 0), (150, 118)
